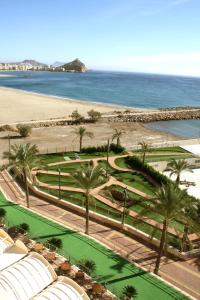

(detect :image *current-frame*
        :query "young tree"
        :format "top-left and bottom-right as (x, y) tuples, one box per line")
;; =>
(74, 126), (94, 152)
(73, 164), (104, 234)
(112, 128), (125, 147)
(165, 159), (191, 183)
(138, 141), (150, 164)
(3, 143), (44, 208)
(137, 183), (198, 275)
(70, 110), (84, 124)
(87, 109), (101, 122)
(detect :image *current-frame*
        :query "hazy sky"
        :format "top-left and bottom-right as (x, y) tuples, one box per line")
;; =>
(1, 0), (200, 76)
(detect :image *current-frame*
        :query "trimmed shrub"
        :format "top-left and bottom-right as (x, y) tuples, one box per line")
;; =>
(81, 143), (125, 154)
(16, 124), (32, 137)
(126, 156), (170, 185)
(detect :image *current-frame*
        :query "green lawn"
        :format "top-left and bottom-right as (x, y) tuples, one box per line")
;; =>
(0, 193), (188, 299)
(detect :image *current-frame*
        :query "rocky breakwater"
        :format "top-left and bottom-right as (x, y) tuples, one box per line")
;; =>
(107, 107), (200, 123)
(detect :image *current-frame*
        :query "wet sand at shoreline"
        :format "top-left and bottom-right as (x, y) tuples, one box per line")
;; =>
(0, 87), (141, 124)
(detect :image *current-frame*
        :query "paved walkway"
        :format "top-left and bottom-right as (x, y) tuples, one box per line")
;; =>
(0, 172), (200, 299)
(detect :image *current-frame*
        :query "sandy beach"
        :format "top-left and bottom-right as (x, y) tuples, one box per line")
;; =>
(0, 86), (185, 163)
(0, 87), (138, 124)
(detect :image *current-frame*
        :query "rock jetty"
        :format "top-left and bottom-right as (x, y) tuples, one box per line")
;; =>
(107, 107), (200, 123)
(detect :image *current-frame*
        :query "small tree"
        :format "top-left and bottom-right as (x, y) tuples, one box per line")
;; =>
(73, 164), (105, 234)
(121, 285), (138, 299)
(70, 110), (84, 124)
(74, 126), (94, 152)
(112, 128), (125, 147)
(0, 208), (6, 224)
(165, 159), (191, 184)
(87, 109), (101, 122)
(16, 124), (32, 137)
(138, 141), (150, 164)
(3, 143), (45, 208)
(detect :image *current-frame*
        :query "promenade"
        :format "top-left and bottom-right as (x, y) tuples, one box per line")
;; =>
(0, 171), (199, 299)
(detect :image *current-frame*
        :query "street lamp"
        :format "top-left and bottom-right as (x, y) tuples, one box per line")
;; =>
(121, 187), (127, 225)
(8, 134), (11, 163)
(106, 139), (110, 178)
(58, 168), (61, 199)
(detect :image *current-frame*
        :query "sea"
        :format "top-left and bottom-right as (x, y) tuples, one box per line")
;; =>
(0, 70), (200, 138)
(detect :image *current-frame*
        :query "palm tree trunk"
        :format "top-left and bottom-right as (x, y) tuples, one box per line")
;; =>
(182, 224), (189, 252)
(176, 174), (180, 184)
(142, 151), (145, 164)
(117, 137), (120, 147)
(80, 136), (82, 152)
(154, 220), (168, 275)
(23, 168), (30, 208)
(85, 192), (89, 235)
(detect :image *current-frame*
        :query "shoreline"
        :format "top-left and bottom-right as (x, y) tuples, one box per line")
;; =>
(0, 86), (146, 125)
(0, 86), (147, 113)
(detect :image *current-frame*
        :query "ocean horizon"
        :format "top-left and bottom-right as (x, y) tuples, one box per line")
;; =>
(1, 70), (200, 138)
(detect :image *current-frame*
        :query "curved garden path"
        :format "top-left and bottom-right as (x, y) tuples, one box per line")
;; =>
(0, 170), (200, 299)
(33, 155), (196, 239)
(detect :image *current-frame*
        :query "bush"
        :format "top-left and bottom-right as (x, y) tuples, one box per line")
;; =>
(0, 208), (6, 223)
(87, 109), (101, 122)
(46, 237), (63, 251)
(16, 124), (32, 137)
(126, 156), (170, 185)
(121, 285), (138, 299)
(70, 110), (84, 124)
(0, 124), (16, 132)
(81, 143), (125, 154)
(78, 259), (96, 275)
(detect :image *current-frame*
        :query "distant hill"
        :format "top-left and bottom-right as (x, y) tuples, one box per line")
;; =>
(21, 60), (48, 67)
(60, 59), (87, 73)
(51, 61), (65, 68)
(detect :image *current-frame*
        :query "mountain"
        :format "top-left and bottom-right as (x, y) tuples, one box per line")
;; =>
(60, 58), (87, 73)
(21, 60), (48, 67)
(51, 61), (65, 68)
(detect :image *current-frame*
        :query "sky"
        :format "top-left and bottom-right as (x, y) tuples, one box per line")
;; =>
(1, 0), (200, 76)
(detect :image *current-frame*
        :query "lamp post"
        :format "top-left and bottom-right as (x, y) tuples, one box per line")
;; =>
(106, 139), (110, 178)
(8, 134), (11, 163)
(58, 168), (61, 199)
(121, 187), (127, 225)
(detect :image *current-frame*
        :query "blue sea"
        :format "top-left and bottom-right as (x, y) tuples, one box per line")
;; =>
(0, 70), (200, 138)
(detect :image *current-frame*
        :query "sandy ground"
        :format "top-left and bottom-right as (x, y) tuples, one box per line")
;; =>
(0, 120), (180, 162)
(0, 87), (140, 124)
(0, 86), (185, 163)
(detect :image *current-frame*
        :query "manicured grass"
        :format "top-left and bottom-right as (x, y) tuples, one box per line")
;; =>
(37, 173), (79, 187)
(144, 154), (192, 162)
(103, 185), (184, 233)
(48, 162), (89, 173)
(0, 193), (188, 299)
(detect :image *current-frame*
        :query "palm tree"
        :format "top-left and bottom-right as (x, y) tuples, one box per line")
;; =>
(73, 164), (104, 235)
(74, 126), (94, 152)
(165, 159), (191, 184)
(138, 141), (150, 164)
(3, 143), (43, 208)
(121, 285), (138, 299)
(112, 128), (125, 147)
(137, 183), (197, 275)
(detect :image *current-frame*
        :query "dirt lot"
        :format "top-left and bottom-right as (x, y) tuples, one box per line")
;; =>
(0, 120), (179, 163)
